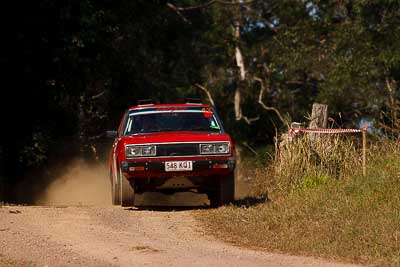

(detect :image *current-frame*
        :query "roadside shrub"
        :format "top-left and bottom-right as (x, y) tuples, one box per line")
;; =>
(256, 133), (362, 195)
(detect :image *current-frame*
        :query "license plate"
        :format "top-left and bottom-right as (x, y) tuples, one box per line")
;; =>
(165, 161), (193, 172)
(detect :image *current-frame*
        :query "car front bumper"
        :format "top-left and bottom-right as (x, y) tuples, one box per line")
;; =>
(120, 158), (235, 178)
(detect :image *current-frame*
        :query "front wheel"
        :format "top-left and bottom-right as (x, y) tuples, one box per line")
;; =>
(119, 168), (135, 207)
(111, 170), (120, 205)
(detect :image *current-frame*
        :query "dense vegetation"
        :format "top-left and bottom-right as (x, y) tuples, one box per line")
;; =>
(1, 1), (400, 201)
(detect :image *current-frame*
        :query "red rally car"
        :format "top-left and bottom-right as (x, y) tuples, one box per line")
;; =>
(107, 100), (235, 207)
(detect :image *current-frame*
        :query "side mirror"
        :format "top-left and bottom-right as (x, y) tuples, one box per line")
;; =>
(106, 130), (118, 138)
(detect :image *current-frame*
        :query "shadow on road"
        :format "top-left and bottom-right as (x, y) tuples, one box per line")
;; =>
(125, 206), (209, 212)
(125, 192), (269, 211)
(125, 191), (209, 211)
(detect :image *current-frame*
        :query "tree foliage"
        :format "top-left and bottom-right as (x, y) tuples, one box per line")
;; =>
(1, 0), (400, 186)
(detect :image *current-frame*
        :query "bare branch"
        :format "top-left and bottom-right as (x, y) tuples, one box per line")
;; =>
(378, 122), (400, 133)
(254, 77), (287, 126)
(242, 141), (258, 155)
(195, 83), (259, 124)
(234, 88), (260, 125)
(386, 76), (395, 94)
(91, 91), (106, 100)
(167, 0), (255, 12)
(166, 3), (191, 23)
(242, 115), (260, 124)
(194, 83), (215, 106)
(168, 0), (217, 11)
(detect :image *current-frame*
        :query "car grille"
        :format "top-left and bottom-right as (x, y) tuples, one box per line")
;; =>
(156, 143), (199, 157)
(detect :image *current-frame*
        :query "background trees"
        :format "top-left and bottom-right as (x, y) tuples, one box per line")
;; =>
(1, 0), (399, 200)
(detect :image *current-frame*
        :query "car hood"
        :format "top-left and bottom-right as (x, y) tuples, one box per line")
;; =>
(120, 131), (232, 145)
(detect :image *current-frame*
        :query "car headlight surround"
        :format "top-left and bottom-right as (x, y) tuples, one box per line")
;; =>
(200, 142), (230, 155)
(126, 145), (156, 158)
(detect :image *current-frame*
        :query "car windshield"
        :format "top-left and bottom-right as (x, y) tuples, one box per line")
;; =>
(124, 112), (221, 135)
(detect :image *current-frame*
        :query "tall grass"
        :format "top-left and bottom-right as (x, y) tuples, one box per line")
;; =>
(252, 133), (362, 196)
(196, 135), (400, 266)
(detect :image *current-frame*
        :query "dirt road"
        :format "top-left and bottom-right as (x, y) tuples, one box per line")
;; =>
(0, 204), (361, 267)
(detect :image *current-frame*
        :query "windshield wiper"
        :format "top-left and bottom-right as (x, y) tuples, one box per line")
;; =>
(142, 128), (176, 132)
(160, 128), (178, 132)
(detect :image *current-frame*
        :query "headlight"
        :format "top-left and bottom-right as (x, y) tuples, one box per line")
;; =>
(126, 145), (156, 157)
(200, 143), (230, 155)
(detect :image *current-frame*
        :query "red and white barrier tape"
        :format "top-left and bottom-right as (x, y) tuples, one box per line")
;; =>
(289, 127), (363, 135)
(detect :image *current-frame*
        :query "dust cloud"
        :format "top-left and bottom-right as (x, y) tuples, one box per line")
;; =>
(36, 160), (111, 206)
(34, 160), (248, 207)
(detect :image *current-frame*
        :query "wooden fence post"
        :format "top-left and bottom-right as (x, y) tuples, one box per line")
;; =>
(309, 103), (328, 142)
(309, 103), (328, 128)
(362, 126), (368, 176)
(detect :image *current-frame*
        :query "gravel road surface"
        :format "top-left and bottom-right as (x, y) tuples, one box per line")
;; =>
(0, 204), (362, 267)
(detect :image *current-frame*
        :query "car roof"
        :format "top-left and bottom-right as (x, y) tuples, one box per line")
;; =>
(128, 103), (210, 111)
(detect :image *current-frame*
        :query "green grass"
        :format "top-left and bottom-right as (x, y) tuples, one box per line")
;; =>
(195, 139), (400, 266)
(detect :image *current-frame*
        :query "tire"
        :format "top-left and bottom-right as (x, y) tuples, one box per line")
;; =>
(119, 168), (135, 207)
(111, 170), (121, 205)
(221, 173), (235, 204)
(208, 192), (219, 208)
(209, 174), (235, 207)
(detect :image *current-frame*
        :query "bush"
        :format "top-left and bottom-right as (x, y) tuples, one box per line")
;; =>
(259, 133), (363, 195)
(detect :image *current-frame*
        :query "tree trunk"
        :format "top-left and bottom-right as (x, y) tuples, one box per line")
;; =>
(234, 20), (245, 121)
(385, 77), (399, 137)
